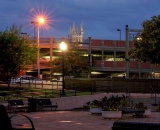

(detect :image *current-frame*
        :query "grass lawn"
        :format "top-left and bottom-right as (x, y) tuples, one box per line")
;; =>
(0, 84), (92, 101)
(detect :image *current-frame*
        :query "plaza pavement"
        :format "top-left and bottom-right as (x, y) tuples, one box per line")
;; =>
(9, 110), (160, 130)
(2, 93), (160, 130)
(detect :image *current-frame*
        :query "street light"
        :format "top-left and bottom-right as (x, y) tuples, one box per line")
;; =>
(117, 29), (121, 41)
(59, 41), (67, 95)
(21, 32), (27, 36)
(31, 17), (44, 79)
(31, 22), (37, 70)
(31, 21), (36, 43)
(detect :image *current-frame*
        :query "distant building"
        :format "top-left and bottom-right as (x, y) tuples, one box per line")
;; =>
(25, 25), (160, 79)
(68, 23), (84, 42)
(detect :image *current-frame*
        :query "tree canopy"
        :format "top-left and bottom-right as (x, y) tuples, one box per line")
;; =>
(0, 24), (37, 80)
(50, 42), (90, 77)
(128, 15), (160, 64)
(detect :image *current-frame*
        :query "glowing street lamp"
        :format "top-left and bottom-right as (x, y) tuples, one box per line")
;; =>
(31, 17), (45, 79)
(38, 17), (44, 24)
(60, 41), (67, 51)
(59, 41), (67, 95)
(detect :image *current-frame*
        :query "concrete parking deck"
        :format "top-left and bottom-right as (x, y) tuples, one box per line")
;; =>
(9, 110), (160, 130)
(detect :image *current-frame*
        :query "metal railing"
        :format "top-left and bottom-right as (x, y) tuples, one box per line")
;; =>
(150, 86), (158, 105)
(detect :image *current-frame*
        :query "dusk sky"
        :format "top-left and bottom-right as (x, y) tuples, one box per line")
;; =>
(0, 0), (160, 40)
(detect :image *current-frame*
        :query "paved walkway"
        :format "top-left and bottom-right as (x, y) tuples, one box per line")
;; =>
(3, 93), (160, 129)
(9, 110), (160, 130)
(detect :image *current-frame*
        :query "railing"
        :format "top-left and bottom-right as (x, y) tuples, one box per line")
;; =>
(150, 86), (158, 105)
(125, 86), (133, 108)
(4, 79), (160, 100)
(59, 84), (131, 98)
(9, 78), (62, 89)
(126, 86), (130, 99)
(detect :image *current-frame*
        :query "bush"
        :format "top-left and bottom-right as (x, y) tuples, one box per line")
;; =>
(65, 79), (96, 91)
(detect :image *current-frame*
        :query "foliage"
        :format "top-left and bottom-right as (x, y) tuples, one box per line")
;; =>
(0, 24), (37, 81)
(88, 94), (131, 111)
(65, 79), (96, 92)
(134, 101), (148, 110)
(102, 95), (130, 111)
(89, 99), (103, 108)
(128, 15), (160, 64)
(0, 85), (29, 91)
(50, 42), (90, 77)
(0, 84), (92, 100)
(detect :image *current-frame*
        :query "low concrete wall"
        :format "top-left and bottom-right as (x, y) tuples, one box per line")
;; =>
(51, 93), (126, 110)
(2, 93), (153, 111)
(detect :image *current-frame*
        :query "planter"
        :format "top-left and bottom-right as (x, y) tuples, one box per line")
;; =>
(101, 110), (122, 119)
(143, 109), (151, 117)
(119, 107), (132, 109)
(90, 107), (102, 114)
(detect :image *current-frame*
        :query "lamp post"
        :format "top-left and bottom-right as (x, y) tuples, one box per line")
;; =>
(117, 29), (121, 41)
(31, 17), (44, 79)
(59, 41), (67, 95)
(31, 21), (36, 43)
(31, 21), (37, 70)
(125, 25), (142, 79)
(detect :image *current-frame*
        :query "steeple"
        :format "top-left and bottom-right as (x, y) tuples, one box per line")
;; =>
(80, 22), (83, 32)
(80, 22), (84, 35)
(68, 22), (84, 42)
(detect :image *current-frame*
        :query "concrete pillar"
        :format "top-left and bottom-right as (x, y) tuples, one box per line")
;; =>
(50, 37), (53, 62)
(88, 36), (92, 78)
(101, 40), (104, 67)
(113, 41), (116, 67)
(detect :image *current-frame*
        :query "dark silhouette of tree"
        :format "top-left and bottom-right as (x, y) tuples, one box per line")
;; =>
(128, 15), (160, 64)
(50, 42), (90, 77)
(0, 24), (37, 89)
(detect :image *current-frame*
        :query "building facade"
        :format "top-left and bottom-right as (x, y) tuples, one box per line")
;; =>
(24, 36), (160, 79)
(23, 24), (160, 79)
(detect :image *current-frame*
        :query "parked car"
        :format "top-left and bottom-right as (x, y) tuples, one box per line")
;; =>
(50, 78), (59, 82)
(10, 75), (47, 84)
(46, 76), (61, 82)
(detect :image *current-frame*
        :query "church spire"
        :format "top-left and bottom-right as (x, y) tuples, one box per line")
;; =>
(68, 22), (84, 42)
(80, 22), (84, 34)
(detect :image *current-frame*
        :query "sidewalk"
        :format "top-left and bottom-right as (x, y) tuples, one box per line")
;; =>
(9, 110), (160, 130)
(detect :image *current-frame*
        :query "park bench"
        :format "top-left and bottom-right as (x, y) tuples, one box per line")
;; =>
(8, 99), (28, 113)
(112, 121), (160, 130)
(36, 98), (58, 111)
(0, 104), (35, 130)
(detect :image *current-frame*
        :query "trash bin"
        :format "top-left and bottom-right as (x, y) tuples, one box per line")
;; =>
(28, 98), (37, 112)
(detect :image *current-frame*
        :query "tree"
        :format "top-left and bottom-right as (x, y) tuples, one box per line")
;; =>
(0, 24), (37, 84)
(128, 15), (160, 64)
(50, 42), (90, 77)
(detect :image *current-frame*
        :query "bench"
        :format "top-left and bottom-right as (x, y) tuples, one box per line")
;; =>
(36, 98), (58, 111)
(8, 99), (28, 113)
(0, 105), (35, 130)
(112, 121), (160, 130)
